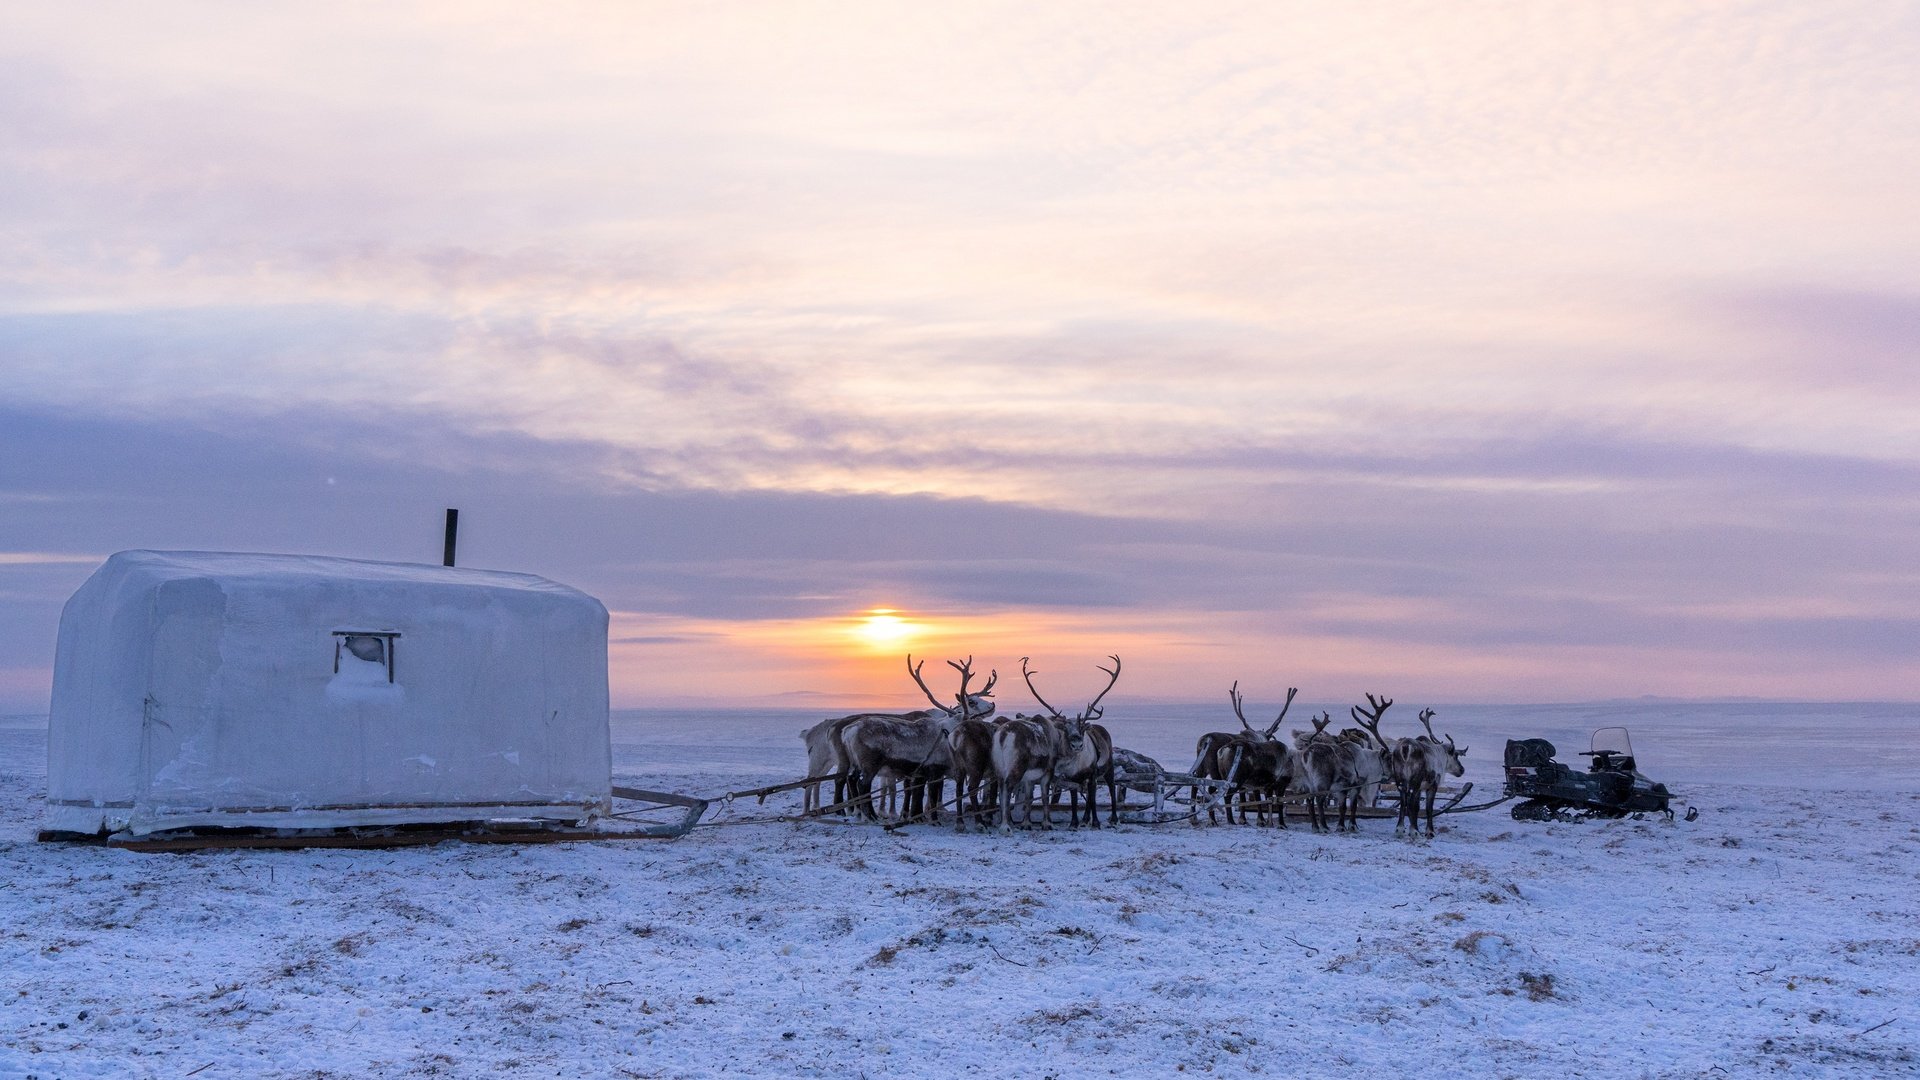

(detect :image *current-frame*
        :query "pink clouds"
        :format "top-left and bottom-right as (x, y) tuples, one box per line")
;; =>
(2, 3), (1918, 702)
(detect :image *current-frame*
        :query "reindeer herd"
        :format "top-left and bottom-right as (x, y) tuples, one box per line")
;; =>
(799, 656), (1470, 839)
(1195, 688), (1468, 837)
(801, 655), (1122, 834)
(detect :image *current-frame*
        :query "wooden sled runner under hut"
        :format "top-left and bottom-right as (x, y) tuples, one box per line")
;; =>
(39, 550), (704, 851)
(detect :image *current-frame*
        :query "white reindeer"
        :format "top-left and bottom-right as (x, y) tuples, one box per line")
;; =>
(1356, 703), (1466, 838)
(992, 711), (1088, 834)
(1021, 655), (1124, 828)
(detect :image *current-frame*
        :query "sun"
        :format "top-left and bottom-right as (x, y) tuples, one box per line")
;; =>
(854, 609), (916, 648)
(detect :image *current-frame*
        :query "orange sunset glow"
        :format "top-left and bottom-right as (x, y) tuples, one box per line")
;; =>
(851, 610), (915, 650)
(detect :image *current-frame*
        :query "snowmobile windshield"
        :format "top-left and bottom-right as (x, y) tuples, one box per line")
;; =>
(1589, 726), (1633, 758)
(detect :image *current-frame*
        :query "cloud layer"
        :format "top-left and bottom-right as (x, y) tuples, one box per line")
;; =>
(3, 2), (1918, 705)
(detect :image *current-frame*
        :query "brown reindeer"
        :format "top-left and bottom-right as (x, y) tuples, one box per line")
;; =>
(910, 654), (1002, 822)
(1217, 684), (1297, 827)
(1368, 706), (1467, 838)
(1192, 682), (1296, 825)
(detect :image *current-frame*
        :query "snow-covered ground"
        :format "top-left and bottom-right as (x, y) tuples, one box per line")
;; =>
(2, 705), (1916, 1078)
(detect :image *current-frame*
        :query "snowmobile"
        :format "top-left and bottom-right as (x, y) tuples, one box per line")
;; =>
(1503, 726), (1692, 822)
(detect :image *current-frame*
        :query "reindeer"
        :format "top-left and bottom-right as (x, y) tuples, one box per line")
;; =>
(839, 656), (996, 824)
(1075, 722), (1117, 826)
(946, 713), (998, 832)
(1276, 695), (1394, 833)
(1188, 733), (1238, 826)
(1191, 682), (1296, 825)
(1290, 707), (1351, 834)
(911, 654), (1002, 823)
(1330, 694), (1394, 832)
(1393, 708), (1467, 838)
(837, 709), (944, 824)
(800, 710), (918, 815)
(802, 654), (997, 816)
(1217, 683), (1298, 827)
(1355, 703), (1466, 838)
(993, 714), (1076, 832)
(1021, 655), (1123, 828)
(991, 661), (1108, 835)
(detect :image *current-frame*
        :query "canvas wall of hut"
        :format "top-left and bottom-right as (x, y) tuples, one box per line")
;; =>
(45, 550), (611, 836)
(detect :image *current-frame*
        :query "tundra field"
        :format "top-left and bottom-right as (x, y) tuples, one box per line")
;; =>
(2, 702), (1916, 1079)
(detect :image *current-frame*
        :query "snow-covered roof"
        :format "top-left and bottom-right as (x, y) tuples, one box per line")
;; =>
(98, 549), (592, 593)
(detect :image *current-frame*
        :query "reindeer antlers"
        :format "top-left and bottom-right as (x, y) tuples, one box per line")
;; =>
(947, 656), (978, 721)
(1347, 692), (1395, 748)
(1359, 691), (1390, 745)
(1031, 655), (1121, 720)
(1414, 707), (1465, 754)
(1309, 710), (1333, 734)
(950, 657), (997, 701)
(1412, 706), (1462, 751)
(906, 654), (945, 711)
(1229, 682), (1296, 736)
(1353, 693), (1393, 723)
(1263, 687), (1298, 737)
(909, 653), (997, 718)
(1085, 655), (1122, 720)
(1022, 656), (1064, 718)
(946, 656), (997, 709)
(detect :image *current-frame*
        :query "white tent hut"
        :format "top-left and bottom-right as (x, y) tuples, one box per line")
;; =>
(47, 550), (612, 837)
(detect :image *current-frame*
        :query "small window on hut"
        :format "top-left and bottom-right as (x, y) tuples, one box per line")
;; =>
(333, 630), (401, 684)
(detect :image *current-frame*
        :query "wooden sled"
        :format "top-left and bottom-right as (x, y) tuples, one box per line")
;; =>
(37, 786), (708, 852)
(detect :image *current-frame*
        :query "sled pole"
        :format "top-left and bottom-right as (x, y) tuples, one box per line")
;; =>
(608, 785), (707, 838)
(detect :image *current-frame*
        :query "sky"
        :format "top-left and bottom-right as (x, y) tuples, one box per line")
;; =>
(3, 1), (1918, 709)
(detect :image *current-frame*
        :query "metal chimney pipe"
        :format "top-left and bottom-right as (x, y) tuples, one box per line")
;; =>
(443, 508), (459, 567)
